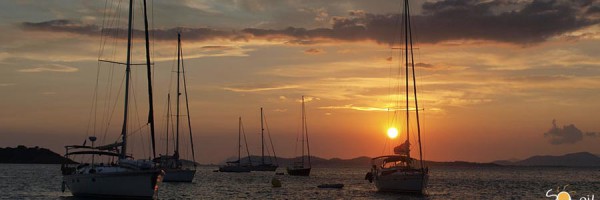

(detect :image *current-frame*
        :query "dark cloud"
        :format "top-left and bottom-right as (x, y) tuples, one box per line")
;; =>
(304, 48), (324, 54)
(415, 63), (433, 68)
(21, 20), (99, 36)
(543, 119), (593, 145)
(20, 0), (600, 45)
(20, 19), (238, 42)
(242, 0), (599, 44)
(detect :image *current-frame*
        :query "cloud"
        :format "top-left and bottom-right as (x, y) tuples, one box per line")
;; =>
(241, 0), (600, 44)
(20, 19), (99, 36)
(273, 108), (287, 112)
(20, 19), (238, 42)
(319, 104), (388, 111)
(543, 119), (594, 145)
(297, 96), (320, 103)
(304, 48), (324, 54)
(0, 83), (16, 87)
(223, 84), (299, 92)
(18, 64), (78, 73)
(20, 0), (600, 45)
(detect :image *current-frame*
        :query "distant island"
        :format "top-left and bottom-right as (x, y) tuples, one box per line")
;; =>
(493, 152), (600, 167)
(228, 152), (600, 168)
(2, 145), (598, 167)
(0, 145), (75, 164)
(223, 155), (499, 168)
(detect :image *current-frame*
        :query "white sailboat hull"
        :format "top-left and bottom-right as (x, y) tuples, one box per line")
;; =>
(63, 170), (162, 198)
(163, 168), (196, 182)
(374, 171), (428, 193)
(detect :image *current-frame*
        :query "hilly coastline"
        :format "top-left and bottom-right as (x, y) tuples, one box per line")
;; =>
(222, 155), (499, 168)
(2, 146), (598, 167)
(493, 152), (600, 167)
(0, 145), (75, 164)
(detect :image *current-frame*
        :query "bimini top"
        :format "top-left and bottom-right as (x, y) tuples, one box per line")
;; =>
(65, 150), (123, 157)
(371, 155), (413, 163)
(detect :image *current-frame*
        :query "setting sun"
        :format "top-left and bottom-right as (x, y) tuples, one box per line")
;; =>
(387, 127), (399, 139)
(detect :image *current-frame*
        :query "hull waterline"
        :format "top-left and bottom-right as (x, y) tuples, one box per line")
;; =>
(374, 172), (428, 193)
(63, 170), (163, 199)
(250, 164), (278, 171)
(162, 168), (195, 182)
(287, 167), (311, 176)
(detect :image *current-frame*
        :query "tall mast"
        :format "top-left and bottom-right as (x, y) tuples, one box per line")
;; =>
(120, 0), (134, 159)
(406, 0), (424, 170)
(142, 0), (156, 159)
(301, 96), (305, 166)
(165, 94), (171, 155)
(180, 37), (196, 166)
(175, 32), (181, 158)
(403, 0), (411, 159)
(261, 107), (264, 165)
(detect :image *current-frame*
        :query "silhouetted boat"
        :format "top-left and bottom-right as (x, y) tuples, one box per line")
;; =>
(219, 117), (252, 173)
(365, 0), (428, 193)
(61, 0), (163, 198)
(287, 96), (312, 176)
(250, 108), (279, 171)
(154, 33), (196, 182)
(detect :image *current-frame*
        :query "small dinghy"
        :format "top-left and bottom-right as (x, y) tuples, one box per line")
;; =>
(317, 183), (344, 189)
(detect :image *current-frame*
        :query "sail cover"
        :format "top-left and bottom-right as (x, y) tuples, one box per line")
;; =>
(393, 141), (410, 155)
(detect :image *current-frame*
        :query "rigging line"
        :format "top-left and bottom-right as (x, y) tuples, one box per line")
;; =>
(89, 1), (113, 140)
(104, 0), (121, 61)
(241, 119), (252, 165)
(381, 137), (388, 155)
(130, 68), (148, 158)
(180, 40), (197, 165)
(169, 95), (177, 153)
(393, 0), (405, 121)
(86, 56), (101, 138)
(263, 113), (278, 164)
(407, 2), (425, 169)
(293, 113), (299, 160)
(163, 94), (170, 155)
(102, 71), (126, 143)
(304, 98), (311, 166)
(151, 0), (156, 68)
(98, 0), (109, 59)
(100, 63), (115, 143)
(100, 0), (124, 142)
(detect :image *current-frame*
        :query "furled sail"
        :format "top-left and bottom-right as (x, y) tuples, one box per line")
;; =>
(393, 141), (410, 155)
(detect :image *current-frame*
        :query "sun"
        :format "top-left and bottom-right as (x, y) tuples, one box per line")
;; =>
(387, 127), (398, 139)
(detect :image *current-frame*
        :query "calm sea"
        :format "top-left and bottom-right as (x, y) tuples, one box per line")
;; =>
(0, 164), (598, 199)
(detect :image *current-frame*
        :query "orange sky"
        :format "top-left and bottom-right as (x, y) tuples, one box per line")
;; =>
(1, 0), (599, 164)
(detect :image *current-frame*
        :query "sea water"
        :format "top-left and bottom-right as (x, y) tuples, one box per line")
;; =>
(0, 164), (598, 199)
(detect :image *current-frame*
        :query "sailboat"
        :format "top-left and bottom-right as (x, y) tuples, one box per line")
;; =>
(365, 0), (429, 193)
(250, 107), (279, 171)
(60, 0), (163, 198)
(287, 96), (312, 176)
(219, 117), (252, 172)
(153, 33), (197, 182)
